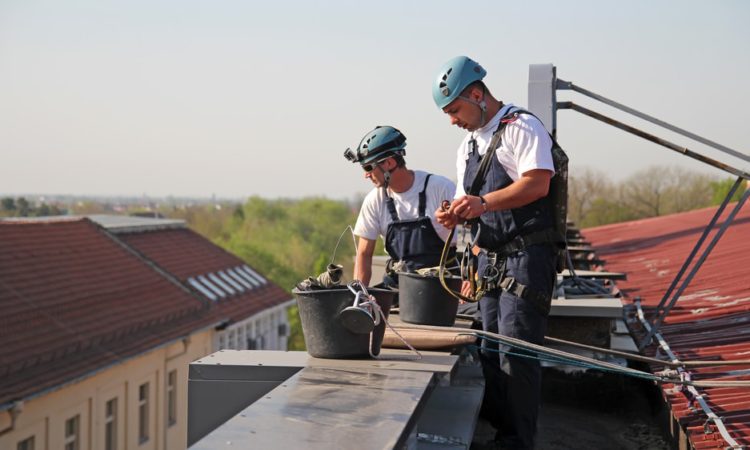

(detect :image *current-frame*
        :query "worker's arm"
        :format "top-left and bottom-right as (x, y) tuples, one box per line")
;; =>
(449, 169), (552, 220)
(354, 236), (377, 286)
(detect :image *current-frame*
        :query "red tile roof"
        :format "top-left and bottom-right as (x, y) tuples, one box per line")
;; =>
(583, 203), (750, 449)
(0, 217), (291, 409)
(117, 228), (291, 322)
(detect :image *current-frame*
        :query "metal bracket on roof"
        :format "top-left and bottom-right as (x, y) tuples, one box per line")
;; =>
(634, 300), (744, 450)
(538, 67), (750, 349)
(640, 186), (750, 348)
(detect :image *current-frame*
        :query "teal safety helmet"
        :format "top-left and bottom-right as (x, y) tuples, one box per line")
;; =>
(432, 56), (487, 109)
(343, 126), (407, 166)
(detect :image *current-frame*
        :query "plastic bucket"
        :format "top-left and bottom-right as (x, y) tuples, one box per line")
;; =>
(397, 272), (461, 326)
(292, 287), (395, 359)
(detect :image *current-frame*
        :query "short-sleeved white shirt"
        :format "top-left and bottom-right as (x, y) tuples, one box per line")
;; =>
(455, 104), (555, 197)
(354, 170), (456, 244)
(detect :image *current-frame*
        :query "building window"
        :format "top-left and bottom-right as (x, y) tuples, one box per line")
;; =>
(64, 415), (80, 450)
(17, 436), (35, 450)
(229, 329), (236, 349)
(138, 383), (150, 444)
(105, 398), (117, 450)
(167, 370), (177, 426)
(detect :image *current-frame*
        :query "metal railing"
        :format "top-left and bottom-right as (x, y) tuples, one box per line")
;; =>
(553, 79), (750, 348)
(527, 63), (750, 450)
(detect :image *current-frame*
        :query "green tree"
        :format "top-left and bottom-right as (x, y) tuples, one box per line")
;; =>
(35, 203), (51, 217)
(16, 197), (30, 216)
(710, 177), (748, 205)
(169, 196), (361, 351)
(1, 197), (15, 211)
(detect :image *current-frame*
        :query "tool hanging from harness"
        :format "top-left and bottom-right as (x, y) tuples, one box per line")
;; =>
(383, 174), (455, 287)
(439, 108), (568, 310)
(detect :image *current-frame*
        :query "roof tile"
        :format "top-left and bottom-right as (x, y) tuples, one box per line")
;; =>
(584, 203), (750, 449)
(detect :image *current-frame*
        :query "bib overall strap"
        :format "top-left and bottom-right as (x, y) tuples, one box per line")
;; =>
(418, 174), (431, 217)
(384, 188), (399, 222)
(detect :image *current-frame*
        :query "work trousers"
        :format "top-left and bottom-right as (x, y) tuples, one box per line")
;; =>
(478, 244), (555, 450)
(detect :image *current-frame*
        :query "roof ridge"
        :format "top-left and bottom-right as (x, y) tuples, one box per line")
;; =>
(582, 202), (748, 233)
(84, 217), (212, 309)
(0, 216), (86, 225)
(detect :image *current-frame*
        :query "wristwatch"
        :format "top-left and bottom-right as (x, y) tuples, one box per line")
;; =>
(479, 195), (488, 213)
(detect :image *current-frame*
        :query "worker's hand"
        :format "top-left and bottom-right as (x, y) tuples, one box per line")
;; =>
(449, 195), (485, 220)
(460, 280), (473, 300)
(435, 200), (459, 229)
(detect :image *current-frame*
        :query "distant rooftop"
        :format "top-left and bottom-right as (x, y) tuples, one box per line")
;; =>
(0, 214), (186, 233)
(0, 215), (290, 410)
(88, 214), (186, 232)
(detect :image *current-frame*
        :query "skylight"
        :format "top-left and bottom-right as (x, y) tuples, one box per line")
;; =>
(227, 267), (255, 289)
(242, 265), (267, 284)
(209, 273), (236, 296)
(219, 270), (245, 292)
(197, 275), (227, 298)
(233, 266), (261, 287)
(188, 277), (218, 301)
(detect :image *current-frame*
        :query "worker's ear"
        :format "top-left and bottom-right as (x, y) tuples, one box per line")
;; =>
(468, 85), (484, 102)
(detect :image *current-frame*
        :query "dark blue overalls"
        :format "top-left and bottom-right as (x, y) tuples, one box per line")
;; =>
(464, 116), (557, 450)
(381, 174), (448, 287)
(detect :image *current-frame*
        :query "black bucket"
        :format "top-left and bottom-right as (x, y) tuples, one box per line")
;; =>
(397, 272), (461, 326)
(292, 287), (395, 359)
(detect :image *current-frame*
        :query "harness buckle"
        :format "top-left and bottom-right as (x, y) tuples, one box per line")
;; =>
(501, 277), (526, 299)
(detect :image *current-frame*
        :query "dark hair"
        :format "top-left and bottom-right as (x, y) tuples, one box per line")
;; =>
(392, 155), (406, 168)
(461, 80), (486, 97)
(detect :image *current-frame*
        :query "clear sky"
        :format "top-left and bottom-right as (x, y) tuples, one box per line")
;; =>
(1, 0), (748, 200)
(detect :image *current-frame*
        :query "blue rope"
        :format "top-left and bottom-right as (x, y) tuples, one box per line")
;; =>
(465, 335), (662, 382)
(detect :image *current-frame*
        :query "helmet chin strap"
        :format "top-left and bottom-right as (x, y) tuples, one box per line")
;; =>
(460, 85), (488, 127)
(381, 166), (392, 189)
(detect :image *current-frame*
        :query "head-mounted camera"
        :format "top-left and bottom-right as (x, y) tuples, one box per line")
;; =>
(343, 148), (359, 163)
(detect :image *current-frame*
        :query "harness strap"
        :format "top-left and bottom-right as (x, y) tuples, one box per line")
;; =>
(499, 277), (551, 316)
(468, 121), (506, 197)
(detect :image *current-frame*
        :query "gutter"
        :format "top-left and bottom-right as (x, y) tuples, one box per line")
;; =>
(0, 320), (223, 413)
(0, 401), (23, 437)
(634, 298), (742, 450)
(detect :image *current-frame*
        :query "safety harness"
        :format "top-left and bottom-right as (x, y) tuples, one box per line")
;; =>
(439, 109), (568, 315)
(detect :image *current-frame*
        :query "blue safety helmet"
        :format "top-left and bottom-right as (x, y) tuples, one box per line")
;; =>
(344, 126), (406, 165)
(432, 56), (487, 109)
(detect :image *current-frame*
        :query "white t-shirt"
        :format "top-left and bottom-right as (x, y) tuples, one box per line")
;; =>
(455, 104), (555, 197)
(354, 170), (456, 244)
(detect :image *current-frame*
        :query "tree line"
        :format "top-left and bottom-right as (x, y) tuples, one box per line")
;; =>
(568, 166), (746, 228)
(3, 166), (744, 349)
(0, 197), (65, 217)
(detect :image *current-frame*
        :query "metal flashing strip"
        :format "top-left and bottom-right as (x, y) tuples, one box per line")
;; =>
(634, 299), (743, 450)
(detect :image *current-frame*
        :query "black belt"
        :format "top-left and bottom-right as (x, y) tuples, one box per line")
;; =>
(492, 228), (562, 257)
